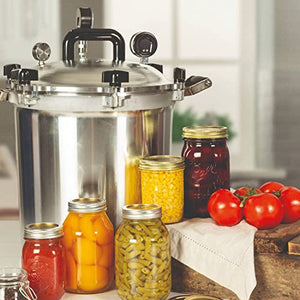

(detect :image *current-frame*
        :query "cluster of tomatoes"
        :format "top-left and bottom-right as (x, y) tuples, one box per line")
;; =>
(207, 181), (300, 229)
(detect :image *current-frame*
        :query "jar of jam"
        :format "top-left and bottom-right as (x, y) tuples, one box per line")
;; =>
(22, 223), (65, 300)
(182, 126), (230, 218)
(63, 198), (114, 294)
(0, 268), (36, 300)
(140, 155), (185, 224)
(115, 204), (171, 300)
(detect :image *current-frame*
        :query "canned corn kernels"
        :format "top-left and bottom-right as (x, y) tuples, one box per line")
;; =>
(139, 155), (185, 224)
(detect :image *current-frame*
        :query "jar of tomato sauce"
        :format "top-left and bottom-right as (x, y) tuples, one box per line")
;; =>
(22, 223), (65, 300)
(182, 126), (230, 218)
(63, 198), (114, 294)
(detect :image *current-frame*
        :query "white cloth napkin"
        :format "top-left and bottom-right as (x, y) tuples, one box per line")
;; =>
(167, 218), (257, 300)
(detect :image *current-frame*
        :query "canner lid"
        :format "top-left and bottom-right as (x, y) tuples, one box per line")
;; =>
(1, 7), (212, 110)
(29, 60), (172, 94)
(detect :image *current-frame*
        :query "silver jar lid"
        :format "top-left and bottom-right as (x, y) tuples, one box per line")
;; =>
(24, 223), (63, 239)
(0, 268), (27, 286)
(68, 198), (107, 213)
(122, 204), (162, 220)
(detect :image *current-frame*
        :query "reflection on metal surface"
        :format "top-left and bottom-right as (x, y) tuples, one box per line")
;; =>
(16, 106), (172, 228)
(125, 156), (141, 205)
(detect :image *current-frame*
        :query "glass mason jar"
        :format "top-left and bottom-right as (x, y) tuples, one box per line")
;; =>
(115, 204), (171, 300)
(139, 155), (185, 224)
(0, 268), (36, 300)
(63, 198), (114, 294)
(182, 126), (230, 218)
(22, 223), (65, 300)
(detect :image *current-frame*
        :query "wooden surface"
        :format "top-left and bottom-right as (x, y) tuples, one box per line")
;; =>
(254, 220), (300, 253)
(172, 221), (300, 299)
(172, 254), (300, 300)
(288, 235), (300, 255)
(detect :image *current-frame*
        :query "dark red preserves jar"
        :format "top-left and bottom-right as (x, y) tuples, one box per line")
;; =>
(182, 126), (230, 217)
(22, 223), (65, 300)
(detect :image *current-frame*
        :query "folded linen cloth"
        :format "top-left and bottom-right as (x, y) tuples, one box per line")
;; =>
(167, 218), (257, 300)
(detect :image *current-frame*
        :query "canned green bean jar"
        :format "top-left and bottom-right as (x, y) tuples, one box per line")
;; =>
(115, 204), (171, 300)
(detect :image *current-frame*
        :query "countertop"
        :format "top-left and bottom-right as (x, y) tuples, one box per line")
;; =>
(0, 220), (182, 299)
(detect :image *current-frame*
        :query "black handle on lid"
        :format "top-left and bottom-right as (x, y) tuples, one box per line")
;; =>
(3, 64), (21, 79)
(148, 63), (163, 73)
(102, 70), (129, 87)
(62, 28), (126, 63)
(11, 69), (39, 84)
(174, 67), (186, 83)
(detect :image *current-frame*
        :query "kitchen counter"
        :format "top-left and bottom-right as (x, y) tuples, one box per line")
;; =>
(0, 220), (182, 299)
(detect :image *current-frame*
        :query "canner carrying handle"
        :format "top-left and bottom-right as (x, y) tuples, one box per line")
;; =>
(184, 76), (212, 96)
(62, 28), (126, 63)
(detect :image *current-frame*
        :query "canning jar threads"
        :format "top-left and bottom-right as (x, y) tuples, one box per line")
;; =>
(115, 204), (171, 300)
(182, 126), (230, 218)
(22, 223), (64, 300)
(63, 198), (114, 294)
(139, 155), (185, 224)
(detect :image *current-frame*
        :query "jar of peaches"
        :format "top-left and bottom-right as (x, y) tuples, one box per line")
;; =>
(63, 198), (114, 294)
(139, 155), (185, 224)
(182, 126), (230, 218)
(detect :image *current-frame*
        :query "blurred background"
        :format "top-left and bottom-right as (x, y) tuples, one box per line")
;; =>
(0, 0), (298, 218)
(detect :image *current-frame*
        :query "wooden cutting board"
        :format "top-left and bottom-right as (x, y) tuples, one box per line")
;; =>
(254, 219), (300, 253)
(172, 220), (300, 300)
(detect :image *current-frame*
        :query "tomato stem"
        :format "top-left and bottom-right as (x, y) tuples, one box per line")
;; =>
(239, 196), (249, 208)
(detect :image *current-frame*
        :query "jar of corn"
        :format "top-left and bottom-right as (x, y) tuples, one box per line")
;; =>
(139, 155), (185, 224)
(62, 198), (114, 294)
(115, 204), (171, 300)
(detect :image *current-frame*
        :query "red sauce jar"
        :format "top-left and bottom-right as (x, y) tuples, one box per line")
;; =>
(182, 126), (230, 217)
(22, 223), (65, 300)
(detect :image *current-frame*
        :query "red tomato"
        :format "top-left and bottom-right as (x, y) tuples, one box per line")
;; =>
(234, 187), (261, 199)
(259, 181), (284, 194)
(208, 189), (243, 226)
(243, 193), (283, 229)
(279, 186), (300, 223)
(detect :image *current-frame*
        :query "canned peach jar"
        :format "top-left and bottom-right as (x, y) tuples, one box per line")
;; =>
(63, 198), (114, 294)
(139, 155), (185, 224)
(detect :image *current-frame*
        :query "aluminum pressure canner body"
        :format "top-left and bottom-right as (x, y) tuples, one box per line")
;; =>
(0, 8), (211, 228)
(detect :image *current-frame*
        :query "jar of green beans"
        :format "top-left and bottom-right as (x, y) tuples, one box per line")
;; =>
(115, 204), (171, 300)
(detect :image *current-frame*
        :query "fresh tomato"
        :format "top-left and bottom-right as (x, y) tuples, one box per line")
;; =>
(234, 187), (261, 199)
(208, 189), (243, 226)
(259, 181), (284, 195)
(279, 186), (300, 223)
(243, 193), (283, 229)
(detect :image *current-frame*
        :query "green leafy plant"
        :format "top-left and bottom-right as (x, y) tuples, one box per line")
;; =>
(172, 109), (236, 142)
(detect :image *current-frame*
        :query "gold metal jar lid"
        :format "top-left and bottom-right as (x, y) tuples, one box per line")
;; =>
(169, 295), (222, 300)
(122, 204), (162, 220)
(182, 126), (228, 139)
(139, 155), (185, 171)
(24, 223), (63, 239)
(68, 198), (106, 213)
